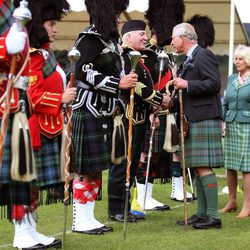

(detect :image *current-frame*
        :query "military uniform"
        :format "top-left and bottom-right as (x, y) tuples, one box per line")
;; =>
(108, 25), (165, 219)
(0, 0), (32, 221)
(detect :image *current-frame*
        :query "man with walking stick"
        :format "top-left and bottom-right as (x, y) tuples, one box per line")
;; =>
(108, 20), (172, 225)
(70, 0), (137, 235)
(171, 23), (224, 229)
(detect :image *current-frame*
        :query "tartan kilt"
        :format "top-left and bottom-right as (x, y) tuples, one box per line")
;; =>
(71, 110), (113, 174)
(224, 121), (250, 172)
(185, 119), (224, 168)
(32, 134), (62, 188)
(143, 114), (166, 153)
(0, 182), (31, 207)
(0, 116), (31, 207)
(0, 116), (13, 184)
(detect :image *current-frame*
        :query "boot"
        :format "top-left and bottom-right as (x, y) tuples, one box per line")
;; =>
(72, 200), (103, 235)
(137, 182), (162, 210)
(86, 201), (113, 233)
(29, 212), (61, 248)
(147, 183), (170, 210)
(13, 214), (45, 249)
(171, 177), (192, 202)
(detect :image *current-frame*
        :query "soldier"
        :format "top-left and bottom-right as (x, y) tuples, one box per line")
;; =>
(137, 0), (187, 210)
(108, 20), (173, 222)
(70, 0), (137, 234)
(0, 0), (48, 249)
(12, 0), (74, 248)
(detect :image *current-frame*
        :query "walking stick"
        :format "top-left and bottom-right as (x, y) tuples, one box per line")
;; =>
(62, 47), (80, 249)
(143, 50), (169, 211)
(0, 0), (31, 164)
(123, 51), (141, 240)
(178, 88), (188, 229)
(176, 61), (194, 229)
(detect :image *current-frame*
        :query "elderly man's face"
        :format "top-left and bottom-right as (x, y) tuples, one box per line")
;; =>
(171, 30), (184, 53)
(126, 30), (148, 51)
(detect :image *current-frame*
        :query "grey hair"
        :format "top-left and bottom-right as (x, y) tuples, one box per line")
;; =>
(121, 31), (132, 43)
(234, 44), (250, 67)
(173, 23), (198, 41)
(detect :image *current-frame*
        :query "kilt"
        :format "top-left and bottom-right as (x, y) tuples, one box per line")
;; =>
(0, 182), (31, 207)
(224, 121), (250, 172)
(71, 109), (113, 173)
(185, 119), (224, 168)
(0, 116), (31, 207)
(33, 134), (62, 188)
(143, 114), (166, 153)
(0, 116), (13, 184)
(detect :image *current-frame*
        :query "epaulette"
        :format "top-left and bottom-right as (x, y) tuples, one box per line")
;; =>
(29, 48), (39, 53)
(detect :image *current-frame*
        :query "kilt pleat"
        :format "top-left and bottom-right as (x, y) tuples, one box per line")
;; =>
(0, 117), (13, 183)
(185, 119), (224, 168)
(71, 110), (112, 173)
(0, 182), (31, 207)
(33, 135), (62, 188)
(224, 121), (250, 172)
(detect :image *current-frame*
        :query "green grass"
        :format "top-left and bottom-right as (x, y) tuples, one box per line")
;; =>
(1, 169), (250, 250)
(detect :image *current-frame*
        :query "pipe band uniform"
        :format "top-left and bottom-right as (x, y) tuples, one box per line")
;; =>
(9, 0), (72, 249)
(70, 0), (134, 235)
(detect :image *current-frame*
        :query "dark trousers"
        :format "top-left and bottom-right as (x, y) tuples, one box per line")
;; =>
(108, 124), (146, 215)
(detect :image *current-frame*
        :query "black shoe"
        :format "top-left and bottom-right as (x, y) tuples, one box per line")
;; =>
(151, 204), (170, 211)
(98, 225), (113, 233)
(192, 216), (222, 229)
(171, 197), (194, 202)
(47, 239), (62, 248)
(109, 214), (137, 223)
(72, 228), (103, 235)
(22, 244), (47, 250)
(176, 214), (204, 226)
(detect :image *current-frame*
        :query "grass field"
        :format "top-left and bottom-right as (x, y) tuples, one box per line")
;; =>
(1, 168), (250, 250)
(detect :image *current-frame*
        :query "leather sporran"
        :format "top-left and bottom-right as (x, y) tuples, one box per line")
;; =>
(111, 114), (127, 165)
(163, 113), (179, 153)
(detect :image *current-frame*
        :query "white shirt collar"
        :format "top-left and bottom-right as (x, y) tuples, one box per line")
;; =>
(187, 44), (198, 59)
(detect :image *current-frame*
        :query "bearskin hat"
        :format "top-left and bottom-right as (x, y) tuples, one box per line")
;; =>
(145, 0), (185, 47)
(85, 0), (129, 42)
(13, 0), (70, 48)
(113, 0), (129, 14)
(187, 15), (215, 48)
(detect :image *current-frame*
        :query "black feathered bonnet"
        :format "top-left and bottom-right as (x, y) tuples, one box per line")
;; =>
(85, 0), (129, 42)
(145, 0), (185, 47)
(187, 15), (215, 48)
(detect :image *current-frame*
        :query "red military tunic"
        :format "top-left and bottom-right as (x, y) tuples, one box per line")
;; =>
(0, 27), (29, 116)
(28, 44), (65, 146)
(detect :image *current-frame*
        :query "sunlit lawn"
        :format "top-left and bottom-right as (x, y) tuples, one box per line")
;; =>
(1, 168), (250, 250)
